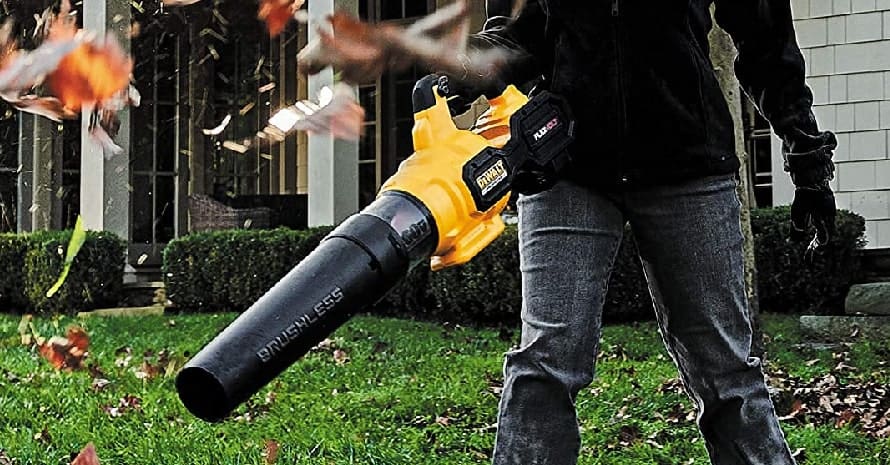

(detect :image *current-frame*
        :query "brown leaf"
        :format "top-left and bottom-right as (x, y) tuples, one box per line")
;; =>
(835, 409), (856, 428)
(33, 427), (51, 444)
(262, 440), (279, 465)
(333, 349), (349, 365)
(69, 443), (100, 465)
(258, 0), (305, 37)
(297, 3), (509, 85)
(67, 326), (89, 352)
(617, 424), (641, 446)
(102, 395), (142, 418)
(778, 399), (805, 421)
(0, 449), (15, 465)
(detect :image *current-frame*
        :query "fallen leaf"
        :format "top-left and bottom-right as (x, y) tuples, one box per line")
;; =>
(0, 449), (15, 465)
(33, 427), (51, 444)
(333, 348), (349, 365)
(102, 395), (142, 418)
(263, 440), (279, 465)
(69, 443), (100, 465)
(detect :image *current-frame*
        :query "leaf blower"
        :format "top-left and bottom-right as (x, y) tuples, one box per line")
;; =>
(176, 75), (575, 422)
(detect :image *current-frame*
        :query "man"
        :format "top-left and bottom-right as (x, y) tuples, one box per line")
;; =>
(455, 1), (837, 464)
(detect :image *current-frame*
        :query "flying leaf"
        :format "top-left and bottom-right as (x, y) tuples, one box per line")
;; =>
(297, 2), (510, 85)
(223, 84), (364, 153)
(38, 325), (90, 370)
(46, 215), (86, 298)
(69, 443), (100, 465)
(0, 0), (134, 127)
(258, 0), (305, 37)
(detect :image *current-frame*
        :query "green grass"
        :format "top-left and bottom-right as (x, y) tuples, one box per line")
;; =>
(0, 313), (887, 464)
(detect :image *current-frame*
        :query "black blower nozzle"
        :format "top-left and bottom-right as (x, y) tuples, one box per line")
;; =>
(176, 191), (437, 422)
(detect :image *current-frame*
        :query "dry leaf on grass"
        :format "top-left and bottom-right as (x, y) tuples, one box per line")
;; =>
(262, 440), (279, 465)
(69, 443), (100, 465)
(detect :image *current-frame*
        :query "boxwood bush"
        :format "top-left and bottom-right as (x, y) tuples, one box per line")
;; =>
(24, 230), (126, 316)
(751, 207), (866, 315)
(162, 208), (866, 324)
(163, 227), (332, 312)
(0, 234), (31, 312)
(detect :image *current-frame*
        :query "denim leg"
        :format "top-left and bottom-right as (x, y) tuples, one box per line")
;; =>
(625, 175), (796, 465)
(492, 180), (625, 465)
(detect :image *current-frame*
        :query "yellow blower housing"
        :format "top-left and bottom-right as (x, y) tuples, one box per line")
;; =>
(176, 75), (575, 422)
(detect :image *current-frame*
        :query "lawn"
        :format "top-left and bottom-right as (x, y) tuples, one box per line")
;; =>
(0, 313), (887, 465)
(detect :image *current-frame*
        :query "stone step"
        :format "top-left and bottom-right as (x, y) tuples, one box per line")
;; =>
(77, 306), (166, 318)
(799, 315), (890, 340)
(845, 283), (890, 316)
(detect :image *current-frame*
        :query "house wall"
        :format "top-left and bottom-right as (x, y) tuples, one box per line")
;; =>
(775, 0), (890, 248)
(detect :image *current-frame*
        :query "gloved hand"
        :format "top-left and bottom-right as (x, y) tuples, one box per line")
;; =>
(782, 130), (838, 261)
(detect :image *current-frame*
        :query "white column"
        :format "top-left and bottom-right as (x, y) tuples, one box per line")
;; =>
(80, 0), (131, 241)
(307, 0), (359, 226)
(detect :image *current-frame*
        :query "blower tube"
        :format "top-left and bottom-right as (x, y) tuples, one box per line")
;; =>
(176, 191), (437, 422)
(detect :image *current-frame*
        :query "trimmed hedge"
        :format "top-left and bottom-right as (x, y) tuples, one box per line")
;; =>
(162, 227), (332, 312)
(163, 208), (866, 323)
(24, 230), (126, 316)
(752, 206), (866, 315)
(0, 234), (30, 311)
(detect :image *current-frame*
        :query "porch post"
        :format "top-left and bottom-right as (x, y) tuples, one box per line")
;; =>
(79, 0), (131, 244)
(306, 0), (360, 226)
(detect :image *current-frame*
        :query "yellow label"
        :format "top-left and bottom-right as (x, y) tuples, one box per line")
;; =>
(476, 159), (508, 196)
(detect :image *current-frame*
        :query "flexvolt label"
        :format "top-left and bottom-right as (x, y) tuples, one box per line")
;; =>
(476, 159), (508, 196)
(533, 117), (560, 143)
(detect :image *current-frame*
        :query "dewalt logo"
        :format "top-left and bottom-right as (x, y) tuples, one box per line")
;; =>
(476, 159), (508, 196)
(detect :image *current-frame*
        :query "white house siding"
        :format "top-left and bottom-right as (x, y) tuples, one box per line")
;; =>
(773, 0), (890, 249)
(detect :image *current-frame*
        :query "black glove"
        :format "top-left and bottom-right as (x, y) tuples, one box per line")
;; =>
(782, 130), (838, 261)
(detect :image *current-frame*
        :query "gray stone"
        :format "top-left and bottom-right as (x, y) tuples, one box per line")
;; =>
(77, 306), (165, 318)
(845, 283), (890, 316)
(799, 315), (890, 340)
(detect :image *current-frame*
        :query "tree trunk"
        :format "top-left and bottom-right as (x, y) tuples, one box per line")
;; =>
(708, 21), (766, 358)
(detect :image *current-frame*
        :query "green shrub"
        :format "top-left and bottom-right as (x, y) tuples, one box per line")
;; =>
(24, 230), (126, 316)
(426, 225), (522, 325)
(163, 227), (332, 312)
(751, 207), (865, 315)
(162, 207), (866, 324)
(0, 234), (30, 312)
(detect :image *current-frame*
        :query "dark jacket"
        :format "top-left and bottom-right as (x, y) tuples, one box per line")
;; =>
(470, 0), (822, 189)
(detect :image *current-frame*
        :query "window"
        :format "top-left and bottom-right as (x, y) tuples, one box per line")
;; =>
(743, 99), (773, 208)
(0, 111), (17, 232)
(359, 85), (381, 208)
(361, 0), (433, 22)
(132, 28), (181, 249)
(208, 7), (272, 198)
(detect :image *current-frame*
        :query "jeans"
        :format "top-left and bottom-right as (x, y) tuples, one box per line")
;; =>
(492, 176), (796, 465)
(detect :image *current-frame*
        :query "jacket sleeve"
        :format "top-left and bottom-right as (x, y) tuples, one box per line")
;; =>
(713, 0), (823, 149)
(465, 0), (552, 88)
